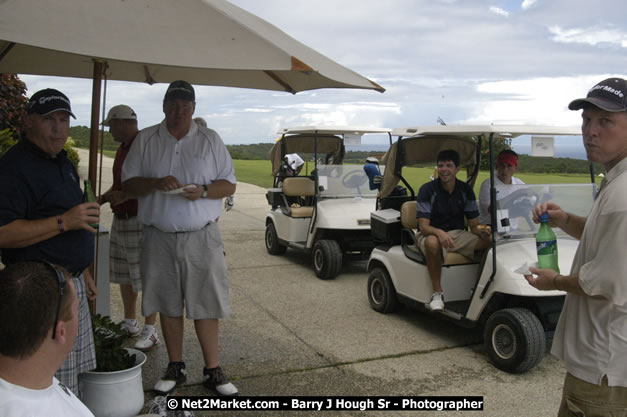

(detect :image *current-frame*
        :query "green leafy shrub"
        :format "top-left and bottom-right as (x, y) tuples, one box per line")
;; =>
(0, 128), (17, 158)
(91, 313), (137, 372)
(64, 138), (80, 171)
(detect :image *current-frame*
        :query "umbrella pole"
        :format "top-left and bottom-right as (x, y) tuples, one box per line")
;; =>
(88, 59), (105, 312)
(88, 60), (104, 186)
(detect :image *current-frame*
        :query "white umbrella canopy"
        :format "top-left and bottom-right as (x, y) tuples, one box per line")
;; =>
(0, 0), (384, 94)
(0, 0), (384, 184)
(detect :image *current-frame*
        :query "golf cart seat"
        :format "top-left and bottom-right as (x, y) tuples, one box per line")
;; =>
(400, 201), (474, 266)
(281, 177), (315, 218)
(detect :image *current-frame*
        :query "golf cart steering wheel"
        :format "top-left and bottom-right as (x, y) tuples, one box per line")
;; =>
(342, 171), (368, 192)
(497, 188), (539, 230)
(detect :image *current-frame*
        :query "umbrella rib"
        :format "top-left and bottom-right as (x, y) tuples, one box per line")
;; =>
(143, 65), (156, 85)
(264, 70), (297, 94)
(0, 42), (16, 63)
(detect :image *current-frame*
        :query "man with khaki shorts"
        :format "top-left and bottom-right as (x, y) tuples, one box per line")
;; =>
(416, 149), (491, 311)
(99, 105), (159, 351)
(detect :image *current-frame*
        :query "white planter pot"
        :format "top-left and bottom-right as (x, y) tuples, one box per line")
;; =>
(78, 348), (147, 417)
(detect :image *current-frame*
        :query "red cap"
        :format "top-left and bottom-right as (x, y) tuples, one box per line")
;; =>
(497, 153), (518, 167)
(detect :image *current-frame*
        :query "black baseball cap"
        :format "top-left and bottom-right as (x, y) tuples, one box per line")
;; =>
(27, 88), (76, 119)
(568, 77), (627, 112)
(164, 80), (195, 102)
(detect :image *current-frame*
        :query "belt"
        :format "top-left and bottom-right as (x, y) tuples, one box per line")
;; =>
(114, 212), (137, 220)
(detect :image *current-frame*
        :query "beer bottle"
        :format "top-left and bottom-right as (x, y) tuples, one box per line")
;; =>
(83, 180), (99, 230)
(536, 213), (559, 273)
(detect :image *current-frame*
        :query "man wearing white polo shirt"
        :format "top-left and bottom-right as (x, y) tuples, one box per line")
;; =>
(122, 80), (238, 396)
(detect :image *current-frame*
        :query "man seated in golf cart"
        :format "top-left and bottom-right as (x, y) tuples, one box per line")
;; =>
(363, 156), (383, 190)
(416, 150), (492, 311)
(478, 149), (526, 231)
(281, 153), (305, 177)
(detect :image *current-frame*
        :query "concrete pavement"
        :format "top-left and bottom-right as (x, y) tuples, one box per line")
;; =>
(80, 150), (566, 417)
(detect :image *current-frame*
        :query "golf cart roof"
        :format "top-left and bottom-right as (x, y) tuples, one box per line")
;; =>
(392, 125), (581, 139)
(270, 126), (390, 176)
(379, 124), (582, 198)
(380, 132), (479, 198)
(278, 126), (391, 136)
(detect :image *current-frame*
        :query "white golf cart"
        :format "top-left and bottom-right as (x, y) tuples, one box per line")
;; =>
(367, 125), (596, 373)
(265, 126), (391, 279)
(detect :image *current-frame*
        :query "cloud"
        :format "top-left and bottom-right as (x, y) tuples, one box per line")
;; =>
(462, 75), (613, 127)
(489, 6), (510, 17)
(521, 0), (538, 10)
(549, 25), (627, 48)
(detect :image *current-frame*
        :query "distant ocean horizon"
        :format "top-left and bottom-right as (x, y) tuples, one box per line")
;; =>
(344, 144), (588, 160)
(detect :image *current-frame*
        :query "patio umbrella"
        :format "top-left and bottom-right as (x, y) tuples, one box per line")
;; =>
(0, 0), (385, 182)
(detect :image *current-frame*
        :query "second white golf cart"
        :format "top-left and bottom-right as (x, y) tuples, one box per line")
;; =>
(367, 125), (597, 373)
(265, 126), (391, 279)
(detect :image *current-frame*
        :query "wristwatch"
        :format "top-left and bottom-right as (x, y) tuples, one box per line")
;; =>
(201, 184), (208, 198)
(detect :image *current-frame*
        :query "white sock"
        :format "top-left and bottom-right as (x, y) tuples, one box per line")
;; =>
(124, 318), (138, 326)
(143, 324), (156, 332)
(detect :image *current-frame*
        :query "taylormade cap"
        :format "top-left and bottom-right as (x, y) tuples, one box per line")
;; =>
(164, 80), (195, 102)
(365, 156), (379, 163)
(27, 88), (76, 119)
(568, 77), (627, 112)
(102, 105), (137, 126)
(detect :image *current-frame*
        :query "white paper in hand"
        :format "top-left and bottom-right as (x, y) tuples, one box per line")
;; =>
(513, 262), (538, 275)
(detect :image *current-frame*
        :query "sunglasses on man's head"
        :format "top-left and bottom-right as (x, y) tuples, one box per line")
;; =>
(39, 260), (66, 340)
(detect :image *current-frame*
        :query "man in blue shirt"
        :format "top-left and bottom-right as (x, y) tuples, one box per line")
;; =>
(0, 89), (100, 394)
(416, 149), (491, 310)
(363, 156), (382, 190)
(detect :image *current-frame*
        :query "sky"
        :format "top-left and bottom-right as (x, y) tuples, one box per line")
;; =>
(19, 0), (627, 157)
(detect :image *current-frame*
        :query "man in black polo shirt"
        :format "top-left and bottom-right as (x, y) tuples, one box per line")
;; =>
(0, 88), (100, 394)
(416, 149), (491, 311)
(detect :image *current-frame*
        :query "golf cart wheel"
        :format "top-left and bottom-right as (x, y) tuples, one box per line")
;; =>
(265, 223), (287, 255)
(312, 239), (342, 280)
(367, 267), (398, 314)
(484, 308), (546, 373)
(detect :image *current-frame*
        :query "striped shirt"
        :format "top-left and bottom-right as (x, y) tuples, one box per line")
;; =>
(416, 178), (479, 231)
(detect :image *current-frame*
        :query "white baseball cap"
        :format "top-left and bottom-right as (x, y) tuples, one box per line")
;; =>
(102, 105), (137, 126)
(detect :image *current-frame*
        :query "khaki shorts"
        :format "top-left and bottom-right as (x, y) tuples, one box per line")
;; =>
(558, 373), (627, 417)
(109, 216), (143, 292)
(140, 223), (231, 320)
(416, 229), (480, 261)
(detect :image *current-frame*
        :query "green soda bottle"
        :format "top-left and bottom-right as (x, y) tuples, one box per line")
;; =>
(536, 213), (559, 273)
(83, 180), (99, 230)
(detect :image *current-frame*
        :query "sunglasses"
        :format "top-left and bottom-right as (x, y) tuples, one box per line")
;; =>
(40, 260), (66, 340)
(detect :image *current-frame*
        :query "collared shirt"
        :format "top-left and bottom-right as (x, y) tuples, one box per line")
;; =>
(111, 137), (138, 217)
(121, 120), (236, 232)
(0, 139), (94, 274)
(478, 176), (525, 225)
(416, 178), (479, 231)
(551, 157), (627, 387)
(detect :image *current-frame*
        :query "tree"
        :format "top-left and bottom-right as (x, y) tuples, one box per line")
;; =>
(474, 135), (512, 170)
(0, 74), (28, 139)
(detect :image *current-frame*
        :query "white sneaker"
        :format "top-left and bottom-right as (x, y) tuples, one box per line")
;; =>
(120, 319), (141, 337)
(134, 326), (160, 351)
(429, 292), (444, 311)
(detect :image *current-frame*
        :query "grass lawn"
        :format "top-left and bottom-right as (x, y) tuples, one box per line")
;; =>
(233, 160), (601, 194)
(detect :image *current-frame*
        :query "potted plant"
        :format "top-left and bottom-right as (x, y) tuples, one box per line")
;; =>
(78, 314), (147, 417)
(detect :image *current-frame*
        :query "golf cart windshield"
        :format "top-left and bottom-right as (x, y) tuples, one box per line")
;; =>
(317, 164), (380, 198)
(493, 183), (595, 238)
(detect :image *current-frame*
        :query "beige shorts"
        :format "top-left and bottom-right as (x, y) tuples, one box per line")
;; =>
(416, 229), (480, 261)
(140, 223), (231, 320)
(558, 373), (627, 417)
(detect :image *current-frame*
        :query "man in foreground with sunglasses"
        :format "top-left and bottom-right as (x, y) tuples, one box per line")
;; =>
(0, 88), (100, 394)
(0, 261), (94, 416)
